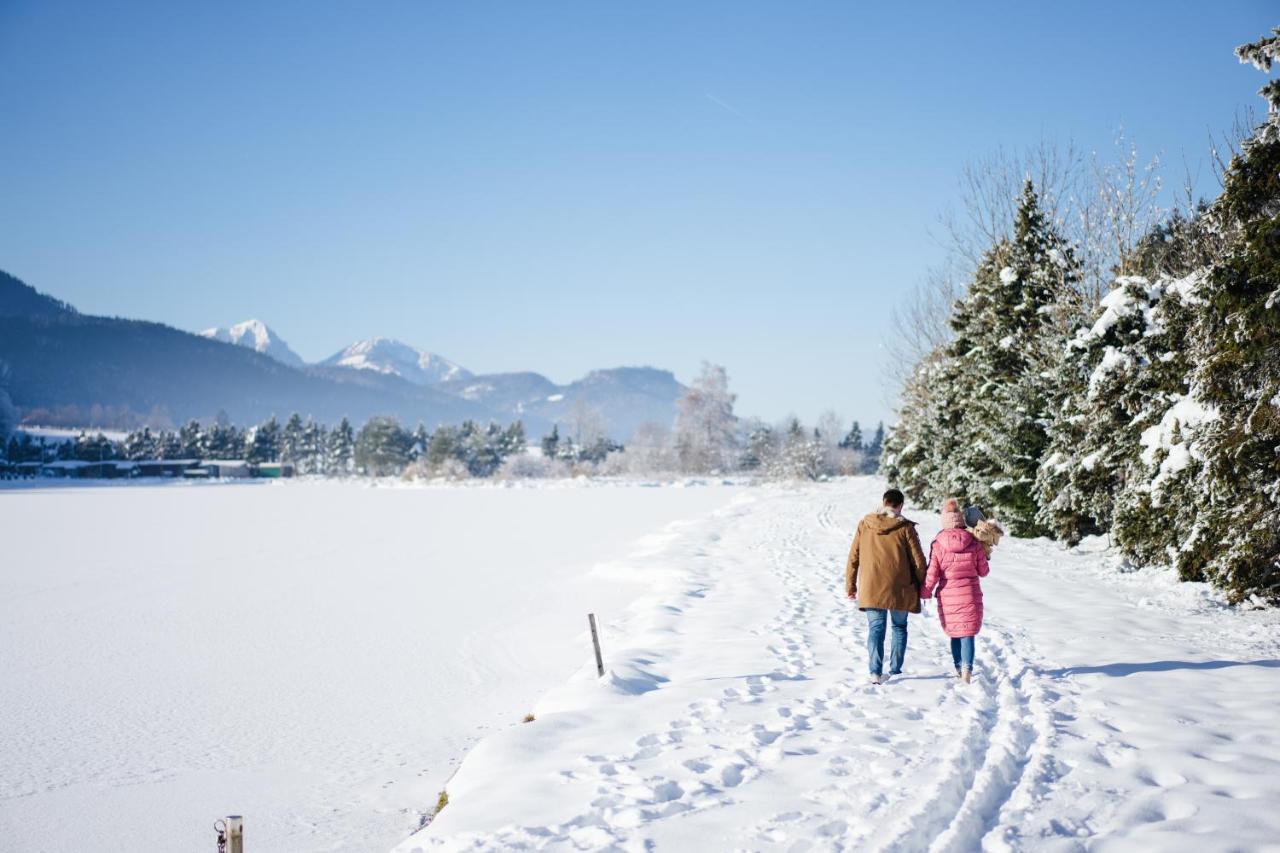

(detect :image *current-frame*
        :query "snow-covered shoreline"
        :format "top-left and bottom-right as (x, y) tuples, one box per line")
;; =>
(396, 478), (1280, 852)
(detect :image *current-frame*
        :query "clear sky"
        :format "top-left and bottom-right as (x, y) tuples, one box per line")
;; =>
(1, 2), (1274, 427)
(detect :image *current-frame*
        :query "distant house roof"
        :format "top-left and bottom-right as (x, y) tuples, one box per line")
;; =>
(43, 460), (91, 470)
(203, 459), (249, 467)
(136, 459), (200, 466)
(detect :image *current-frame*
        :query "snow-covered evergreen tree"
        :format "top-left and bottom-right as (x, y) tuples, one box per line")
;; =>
(1035, 255), (1202, 547)
(540, 425), (560, 460)
(499, 421), (526, 459)
(839, 421), (864, 452)
(947, 182), (1084, 534)
(246, 417), (281, 463)
(296, 419), (325, 475)
(155, 428), (184, 460)
(73, 431), (117, 461)
(410, 423), (430, 461)
(1171, 28), (1280, 601)
(280, 413), (305, 465)
(355, 416), (411, 476)
(326, 417), (355, 476)
(202, 422), (244, 460)
(122, 427), (159, 461)
(177, 420), (203, 458)
(0, 386), (16, 448)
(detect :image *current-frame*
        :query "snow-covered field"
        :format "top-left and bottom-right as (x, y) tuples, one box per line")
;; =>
(0, 479), (741, 853)
(396, 478), (1280, 852)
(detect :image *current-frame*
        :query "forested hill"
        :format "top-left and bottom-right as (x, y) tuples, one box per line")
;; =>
(0, 270), (77, 319)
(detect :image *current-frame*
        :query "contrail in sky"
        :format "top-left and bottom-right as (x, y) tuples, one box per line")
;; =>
(705, 92), (747, 119)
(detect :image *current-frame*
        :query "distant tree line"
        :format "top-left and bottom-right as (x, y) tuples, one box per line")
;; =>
(3, 366), (884, 482)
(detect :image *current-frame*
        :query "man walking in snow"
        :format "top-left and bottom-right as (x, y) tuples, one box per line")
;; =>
(845, 488), (929, 684)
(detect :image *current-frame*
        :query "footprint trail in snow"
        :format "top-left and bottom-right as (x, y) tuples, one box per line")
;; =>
(396, 479), (1280, 852)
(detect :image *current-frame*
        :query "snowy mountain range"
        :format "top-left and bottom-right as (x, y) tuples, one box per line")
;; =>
(191, 320), (683, 436)
(0, 271), (686, 438)
(319, 337), (471, 385)
(199, 320), (304, 367)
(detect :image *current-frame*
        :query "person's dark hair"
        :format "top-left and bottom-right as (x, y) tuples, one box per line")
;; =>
(882, 488), (905, 508)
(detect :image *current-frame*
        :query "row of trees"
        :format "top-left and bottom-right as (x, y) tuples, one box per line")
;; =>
(882, 28), (1280, 603)
(4, 383), (885, 482)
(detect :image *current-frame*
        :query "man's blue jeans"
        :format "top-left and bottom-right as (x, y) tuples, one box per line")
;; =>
(865, 608), (908, 676)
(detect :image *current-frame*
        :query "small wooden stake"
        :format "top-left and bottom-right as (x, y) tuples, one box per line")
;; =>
(588, 613), (604, 678)
(226, 816), (244, 853)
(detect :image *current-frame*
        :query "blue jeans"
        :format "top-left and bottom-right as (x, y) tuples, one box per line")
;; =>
(951, 636), (976, 671)
(865, 608), (908, 676)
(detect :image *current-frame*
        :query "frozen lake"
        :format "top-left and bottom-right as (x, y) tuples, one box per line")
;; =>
(0, 480), (741, 852)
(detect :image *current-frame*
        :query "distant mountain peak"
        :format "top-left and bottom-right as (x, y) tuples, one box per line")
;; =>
(199, 319), (304, 367)
(320, 338), (471, 386)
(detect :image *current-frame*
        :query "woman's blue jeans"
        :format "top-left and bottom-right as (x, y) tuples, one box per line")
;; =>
(951, 636), (976, 670)
(865, 608), (908, 676)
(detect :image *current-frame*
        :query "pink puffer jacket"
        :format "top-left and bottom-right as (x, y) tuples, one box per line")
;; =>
(921, 528), (990, 638)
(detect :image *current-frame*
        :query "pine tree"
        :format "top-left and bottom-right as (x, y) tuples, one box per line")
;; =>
(202, 422), (244, 459)
(123, 427), (159, 461)
(74, 431), (117, 462)
(945, 182), (1083, 534)
(177, 420), (203, 458)
(1035, 254), (1202, 546)
(247, 417), (281, 463)
(355, 416), (411, 476)
(426, 424), (460, 471)
(326, 417), (355, 476)
(0, 386), (16, 448)
(280, 413), (305, 465)
(1172, 29), (1280, 601)
(297, 420), (325, 475)
(156, 429), (183, 460)
(499, 421), (527, 460)
(839, 421), (864, 452)
(540, 425), (560, 460)
(739, 422), (776, 471)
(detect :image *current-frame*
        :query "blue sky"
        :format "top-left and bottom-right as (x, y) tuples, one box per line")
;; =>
(1, 2), (1274, 427)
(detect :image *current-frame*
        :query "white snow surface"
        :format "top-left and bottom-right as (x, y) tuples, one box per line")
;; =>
(0, 480), (738, 853)
(321, 338), (471, 385)
(395, 478), (1280, 852)
(200, 318), (305, 367)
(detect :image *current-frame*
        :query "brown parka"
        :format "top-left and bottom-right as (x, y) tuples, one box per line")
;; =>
(845, 508), (929, 613)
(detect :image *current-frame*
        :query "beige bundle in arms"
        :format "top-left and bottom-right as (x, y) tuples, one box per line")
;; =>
(963, 506), (1004, 558)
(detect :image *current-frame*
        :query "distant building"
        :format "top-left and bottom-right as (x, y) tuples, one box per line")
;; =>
(201, 460), (251, 478)
(254, 462), (294, 479)
(135, 460), (201, 478)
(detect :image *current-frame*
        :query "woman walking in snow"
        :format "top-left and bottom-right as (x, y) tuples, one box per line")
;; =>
(921, 499), (990, 683)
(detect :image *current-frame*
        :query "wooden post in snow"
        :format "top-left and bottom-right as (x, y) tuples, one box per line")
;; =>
(588, 613), (604, 678)
(226, 816), (244, 853)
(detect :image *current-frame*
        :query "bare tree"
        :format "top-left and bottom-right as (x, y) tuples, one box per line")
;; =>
(938, 138), (1086, 268)
(1076, 131), (1165, 302)
(674, 363), (738, 474)
(567, 400), (608, 452)
(884, 261), (963, 390)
